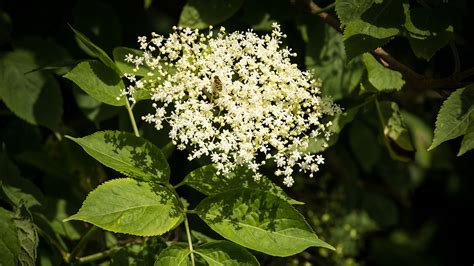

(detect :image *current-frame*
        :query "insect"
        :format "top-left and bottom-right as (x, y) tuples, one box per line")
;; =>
(212, 75), (223, 95)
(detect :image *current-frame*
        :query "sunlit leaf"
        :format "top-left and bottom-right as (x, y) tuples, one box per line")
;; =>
(429, 85), (474, 150)
(111, 237), (167, 265)
(195, 240), (259, 266)
(196, 189), (334, 256)
(362, 53), (405, 92)
(154, 243), (192, 266)
(66, 130), (170, 183)
(335, 0), (379, 25)
(343, 0), (405, 59)
(113, 47), (151, 77)
(458, 123), (474, 156)
(69, 25), (120, 74)
(64, 60), (126, 106)
(184, 165), (302, 205)
(64, 178), (182, 236)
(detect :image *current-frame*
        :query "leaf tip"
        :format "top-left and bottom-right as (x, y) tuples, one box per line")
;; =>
(319, 241), (336, 251)
(427, 143), (437, 151)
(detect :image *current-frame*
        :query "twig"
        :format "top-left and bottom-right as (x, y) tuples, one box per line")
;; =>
(302, 0), (474, 91)
(305, 0), (342, 34)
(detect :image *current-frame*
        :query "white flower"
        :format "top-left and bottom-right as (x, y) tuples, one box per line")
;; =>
(123, 24), (340, 186)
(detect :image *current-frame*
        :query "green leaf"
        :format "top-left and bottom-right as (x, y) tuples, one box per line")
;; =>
(429, 85), (474, 150)
(362, 53), (405, 92)
(300, 18), (364, 100)
(191, 230), (216, 243)
(458, 123), (474, 156)
(113, 47), (168, 102)
(113, 47), (151, 77)
(403, 5), (453, 60)
(402, 111), (433, 168)
(335, 0), (378, 25)
(179, 0), (245, 29)
(66, 130), (170, 183)
(31, 212), (70, 255)
(0, 51), (63, 129)
(0, 207), (21, 265)
(154, 243), (192, 266)
(0, 151), (43, 208)
(377, 101), (415, 161)
(64, 60), (126, 106)
(69, 25), (120, 74)
(13, 35), (72, 76)
(14, 205), (39, 266)
(343, 0), (405, 59)
(111, 237), (167, 266)
(72, 88), (120, 125)
(64, 178), (182, 236)
(348, 120), (381, 172)
(183, 165), (302, 205)
(195, 240), (259, 266)
(196, 188), (334, 257)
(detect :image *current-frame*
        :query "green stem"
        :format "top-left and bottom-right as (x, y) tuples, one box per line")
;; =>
(449, 41), (461, 74)
(186, 209), (197, 215)
(67, 226), (100, 263)
(125, 99), (140, 137)
(173, 180), (186, 189)
(312, 2), (336, 15)
(76, 247), (121, 264)
(374, 97), (386, 130)
(54, 131), (63, 141)
(165, 184), (195, 266)
(184, 214), (196, 266)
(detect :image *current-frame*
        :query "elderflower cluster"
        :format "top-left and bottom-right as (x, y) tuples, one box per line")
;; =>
(122, 23), (340, 187)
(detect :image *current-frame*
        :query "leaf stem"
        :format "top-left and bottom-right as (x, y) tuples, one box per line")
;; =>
(67, 226), (100, 263)
(186, 209), (197, 215)
(166, 183), (195, 265)
(76, 246), (121, 264)
(312, 2), (335, 15)
(173, 180), (186, 189)
(184, 214), (196, 266)
(125, 99), (140, 137)
(374, 97), (386, 130)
